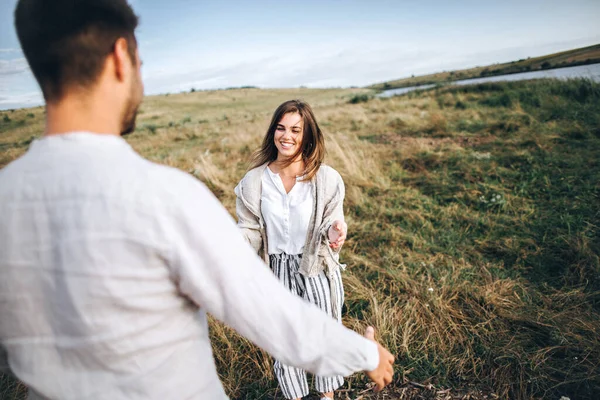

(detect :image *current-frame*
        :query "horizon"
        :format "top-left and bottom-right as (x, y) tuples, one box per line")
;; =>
(1, 0), (600, 110)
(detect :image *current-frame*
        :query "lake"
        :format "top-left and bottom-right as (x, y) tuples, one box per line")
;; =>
(377, 63), (600, 98)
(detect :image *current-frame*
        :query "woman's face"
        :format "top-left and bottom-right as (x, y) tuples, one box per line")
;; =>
(274, 112), (304, 161)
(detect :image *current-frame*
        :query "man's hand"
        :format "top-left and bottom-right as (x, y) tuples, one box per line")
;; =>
(328, 220), (347, 250)
(364, 326), (394, 392)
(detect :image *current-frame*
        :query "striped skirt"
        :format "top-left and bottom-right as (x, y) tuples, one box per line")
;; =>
(269, 253), (344, 399)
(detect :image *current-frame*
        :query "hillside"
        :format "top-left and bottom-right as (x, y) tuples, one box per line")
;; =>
(368, 43), (600, 91)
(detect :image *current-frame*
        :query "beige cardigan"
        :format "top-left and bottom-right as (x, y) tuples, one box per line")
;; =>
(234, 163), (346, 279)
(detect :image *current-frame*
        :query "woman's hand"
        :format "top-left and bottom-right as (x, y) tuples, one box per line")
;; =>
(328, 220), (347, 250)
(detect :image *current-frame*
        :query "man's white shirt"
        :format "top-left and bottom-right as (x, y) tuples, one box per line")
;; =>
(0, 132), (378, 400)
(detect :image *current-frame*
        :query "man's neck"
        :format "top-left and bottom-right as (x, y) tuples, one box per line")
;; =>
(44, 93), (121, 137)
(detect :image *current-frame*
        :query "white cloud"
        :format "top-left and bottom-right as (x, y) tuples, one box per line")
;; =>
(140, 33), (600, 96)
(0, 91), (43, 110)
(140, 42), (453, 94)
(2, 33), (599, 110)
(0, 58), (30, 75)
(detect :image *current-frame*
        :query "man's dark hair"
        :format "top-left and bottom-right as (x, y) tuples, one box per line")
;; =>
(15, 0), (139, 102)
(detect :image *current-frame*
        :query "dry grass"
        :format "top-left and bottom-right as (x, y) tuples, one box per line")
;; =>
(1, 80), (599, 399)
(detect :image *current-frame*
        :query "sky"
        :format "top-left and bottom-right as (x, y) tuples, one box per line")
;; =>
(1, 0), (600, 110)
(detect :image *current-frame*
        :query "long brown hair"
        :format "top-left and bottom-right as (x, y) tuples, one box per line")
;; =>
(249, 99), (325, 181)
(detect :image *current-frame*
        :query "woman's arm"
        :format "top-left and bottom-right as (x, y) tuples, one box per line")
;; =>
(321, 173), (346, 254)
(316, 171), (348, 276)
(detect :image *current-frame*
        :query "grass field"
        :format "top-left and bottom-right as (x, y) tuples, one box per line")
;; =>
(1, 78), (599, 399)
(368, 43), (600, 91)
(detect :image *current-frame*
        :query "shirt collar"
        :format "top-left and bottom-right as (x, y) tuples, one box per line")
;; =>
(30, 131), (132, 150)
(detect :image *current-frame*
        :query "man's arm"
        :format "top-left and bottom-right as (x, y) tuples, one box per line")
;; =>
(166, 176), (379, 377)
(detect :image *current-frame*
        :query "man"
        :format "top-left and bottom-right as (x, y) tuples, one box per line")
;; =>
(0, 1), (394, 399)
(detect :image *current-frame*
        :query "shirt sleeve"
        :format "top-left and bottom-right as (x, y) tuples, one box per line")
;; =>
(166, 176), (379, 376)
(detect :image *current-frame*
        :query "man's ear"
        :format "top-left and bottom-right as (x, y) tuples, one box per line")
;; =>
(112, 37), (133, 82)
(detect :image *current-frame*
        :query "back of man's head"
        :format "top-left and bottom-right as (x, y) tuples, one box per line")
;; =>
(15, 0), (139, 103)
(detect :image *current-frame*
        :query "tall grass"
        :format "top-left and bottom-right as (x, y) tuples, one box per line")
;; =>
(0, 81), (599, 399)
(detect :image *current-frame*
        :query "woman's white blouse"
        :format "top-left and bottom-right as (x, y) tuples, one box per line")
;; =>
(261, 167), (313, 255)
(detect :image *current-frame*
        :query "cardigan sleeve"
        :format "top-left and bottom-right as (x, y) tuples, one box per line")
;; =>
(234, 182), (263, 256)
(318, 170), (346, 267)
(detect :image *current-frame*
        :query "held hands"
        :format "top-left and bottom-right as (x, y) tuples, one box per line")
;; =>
(327, 220), (347, 250)
(364, 326), (395, 392)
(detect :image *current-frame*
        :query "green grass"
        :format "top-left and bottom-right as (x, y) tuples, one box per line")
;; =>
(0, 80), (599, 399)
(0, 375), (27, 400)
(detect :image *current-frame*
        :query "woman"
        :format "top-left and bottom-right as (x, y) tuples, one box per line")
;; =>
(234, 100), (348, 400)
